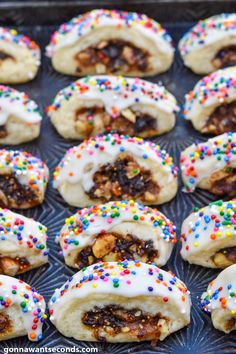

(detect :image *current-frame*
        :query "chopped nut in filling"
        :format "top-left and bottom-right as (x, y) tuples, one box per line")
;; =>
(225, 317), (236, 332)
(88, 153), (160, 202)
(210, 168), (236, 197)
(0, 256), (30, 276)
(212, 45), (236, 69)
(75, 39), (150, 74)
(76, 232), (159, 269)
(75, 106), (157, 138)
(0, 125), (7, 139)
(0, 174), (39, 208)
(212, 246), (236, 268)
(202, 101), (236, 135)
(82, 305), (167, 341)
(0, 312), (11, 336)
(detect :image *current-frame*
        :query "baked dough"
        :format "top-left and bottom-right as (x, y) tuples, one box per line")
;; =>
(0, 85), (42, 144)
(0, 208), (48, 275)
(46, 9), (174, 77)
(201, 264), (236, 333)
(47, 75), (178, 139)
(181, 199), (236, 268)
(53, 134), (178, 207)
(179, 13), (236, 74)
(180, 132), (236, 196)
(0, 275), (46, 341)
(0, 27), (40, 84)
(57, 200), (176, 269)
(0, 149), (49, 209)
(49, 260), (191, 342)
(184, 67), (236, 135)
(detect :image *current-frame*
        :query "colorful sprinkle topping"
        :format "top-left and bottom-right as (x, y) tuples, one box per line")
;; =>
(46, 9), (173, 55)
(184, 67), (236, 118)
(180, 132), (236, 192)
(181, 199), (236, 253)
(0, 27), (39, 54)
(58, 200), (176, 253)
(49, 260), (189, 321)
(46, 76), (179, 115)
(0, 275), (46, 341)
(179, 13), (236, 56)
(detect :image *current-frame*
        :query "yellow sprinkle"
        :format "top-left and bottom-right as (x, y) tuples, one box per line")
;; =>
(194, 242), (199, 247)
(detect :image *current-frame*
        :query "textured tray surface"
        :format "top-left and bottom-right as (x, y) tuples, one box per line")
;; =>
(0, 5), (236, 354)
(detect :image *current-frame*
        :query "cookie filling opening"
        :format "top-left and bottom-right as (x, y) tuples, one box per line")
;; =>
(212, 247), (236, 268)
(0, 125), (7, 139)
(0, 312), (11, 335)
(0, 256), (30, 276)
(225, 317), (236, 332)
(82, 305), (167, 341)
(75, 106), (158, 138)
(87, 153), (160, 203)
(210, 168), (236, 197)
(203, 101), (236, 135)
(0, 52), (14, 62)
(212, 45), (236, 69)
(76, 232), (159, 269)
(75, 39), (150, 74)
(0, 174), (39, 208)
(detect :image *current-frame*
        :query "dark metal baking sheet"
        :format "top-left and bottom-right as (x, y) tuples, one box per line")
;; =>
(0, 1), (236, 353)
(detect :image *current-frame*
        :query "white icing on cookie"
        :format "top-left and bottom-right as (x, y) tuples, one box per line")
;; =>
(57, 200), (176, 257)
(46, 9), (173, 56)
(53, 134), (178, 192)
(181, 200), (236, 259)
(0, 275), (46, 341)
(180, 132), (236, 192)
(0, 85), (42, 125)
(49, 261), (191, 323)
(47, 76), (179, 116)
(179, 13), (236, 57)
(0, 150), (49, 195)
(201, 264), (236, 313)
(184, 67), (236, 120)
(0, 208), (48, 264)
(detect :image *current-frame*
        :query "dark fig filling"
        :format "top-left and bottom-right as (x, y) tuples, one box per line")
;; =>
(75, 39), (150, 74)
(212, 45), (236, 69)
(0, 312), (11, 335)
(75, 106), (157, 138)
(82, 305), (166, 341)
(203, 101), (236, 135)
(0, 125), (7, 139)
(76, 232), (158, 269)
(0, 174), (39, 208)
(0, 256), (30, 275)
(225, 317), (236, 332)
(87, 153), (160, 203)
(0, 51), (14, 62)
(210, 168), (236, 197)
(212, 246), (236, 268)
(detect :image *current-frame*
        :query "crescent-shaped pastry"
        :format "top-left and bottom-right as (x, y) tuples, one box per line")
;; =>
(57, 200), (176, 269)
(49, 260), (191, 342)
(0, 27), (40, 84)
(47, 76), (178, 139)
(46, 9), (174, 77)
(0, 150), (49, 209)
(0, 85), (42, 144)
(0, 208), (48, 275)
(0, 275), (46, 341)
(181, 200), (236, 268)
(179, 13), (236, 74)
(180, 132), (236, 196)
(53, 134), (178, 207)
(184, 67), (236, 135)
(201, 264), (236, 333)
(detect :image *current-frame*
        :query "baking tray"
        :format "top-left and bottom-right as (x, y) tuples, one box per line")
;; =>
(0, 1), (236, 353)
